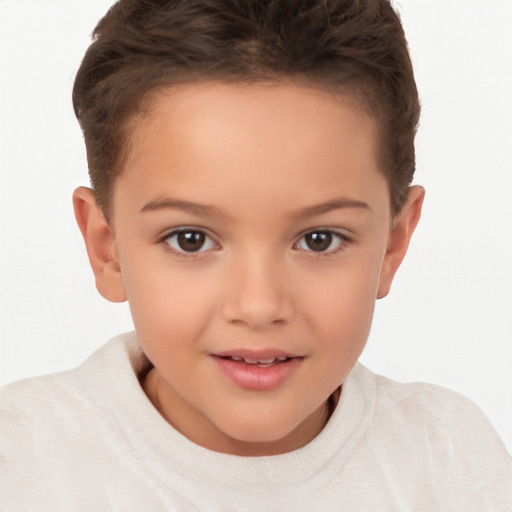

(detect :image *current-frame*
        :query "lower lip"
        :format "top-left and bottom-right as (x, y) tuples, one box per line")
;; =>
(211, 356), (302, 391)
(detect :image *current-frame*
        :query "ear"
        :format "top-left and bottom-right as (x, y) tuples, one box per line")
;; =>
(377, 186), (425, 299)
(72, 187), (127, 303)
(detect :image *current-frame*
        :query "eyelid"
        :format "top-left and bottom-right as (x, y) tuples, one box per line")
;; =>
(159, 226), (219, 255)
(159, 225), (216, 240)
(294, 228), (350, 254)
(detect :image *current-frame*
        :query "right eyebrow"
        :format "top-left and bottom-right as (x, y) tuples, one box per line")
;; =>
(140, 197), (224, 218)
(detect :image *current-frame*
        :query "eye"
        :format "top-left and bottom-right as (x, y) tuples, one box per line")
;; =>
(164, 229), (216, 253)
(296, 230), (346, 253)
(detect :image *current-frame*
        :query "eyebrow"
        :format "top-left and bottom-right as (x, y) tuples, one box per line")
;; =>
(140, 197), (223, 217)
(140, 196), (370, 219)
(291, 198), (371, 219)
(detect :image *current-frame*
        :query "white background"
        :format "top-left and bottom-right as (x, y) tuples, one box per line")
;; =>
(1, 1), (511, 453)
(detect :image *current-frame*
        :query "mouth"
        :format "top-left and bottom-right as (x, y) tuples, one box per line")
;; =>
(210, 351), (303, 391)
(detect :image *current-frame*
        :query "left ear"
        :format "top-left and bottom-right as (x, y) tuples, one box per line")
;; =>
(377, 186), (425, 299)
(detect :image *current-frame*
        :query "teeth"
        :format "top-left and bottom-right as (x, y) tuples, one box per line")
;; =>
(243, 358), (259, 364)
(229, 356), (287, 365)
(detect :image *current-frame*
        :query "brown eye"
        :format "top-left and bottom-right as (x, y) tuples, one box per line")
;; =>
(297, 230), (345, 253)
(165, 230), (215, 253)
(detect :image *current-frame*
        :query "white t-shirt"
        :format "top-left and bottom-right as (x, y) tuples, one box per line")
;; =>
(1, 332), (511, 511)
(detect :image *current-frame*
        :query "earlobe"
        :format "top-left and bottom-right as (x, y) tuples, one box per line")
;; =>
(377, 186), (425, 299)
(72, 187), (127, 303)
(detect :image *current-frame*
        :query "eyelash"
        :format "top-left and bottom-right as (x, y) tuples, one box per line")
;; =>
(160, 227), (218, 258)
(294, 229), (350, 257)
(159, 227), (350, 258)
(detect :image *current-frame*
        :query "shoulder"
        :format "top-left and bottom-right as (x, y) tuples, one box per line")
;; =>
(1, 332), (141, 407)
(0, 332), (146, 458)
(1, 361), (91, 435)
(349, 363), (495, 430)
(354, 364), (512, 506)
(0, 332), (152, 506)
(369, 369), (502, 441)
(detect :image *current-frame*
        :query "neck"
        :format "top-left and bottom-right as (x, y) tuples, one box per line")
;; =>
(142, 367), (333, 456)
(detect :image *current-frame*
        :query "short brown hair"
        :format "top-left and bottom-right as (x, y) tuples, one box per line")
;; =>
(73, 0), (420, 218)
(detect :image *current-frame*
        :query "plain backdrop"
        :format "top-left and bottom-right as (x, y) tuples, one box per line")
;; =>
(1, 0), (511, 453)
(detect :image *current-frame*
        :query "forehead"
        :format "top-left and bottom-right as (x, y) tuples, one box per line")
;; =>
(125, 81), (378, 160)
(114, 82), (389, 217)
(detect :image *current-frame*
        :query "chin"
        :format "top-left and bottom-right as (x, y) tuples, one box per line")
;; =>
(215, 411), (314, 452)
(224, 419), (291, 442)
(234, 428), (292, 445)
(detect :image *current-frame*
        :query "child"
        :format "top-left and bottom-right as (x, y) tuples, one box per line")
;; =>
(1, 0), (511, 509)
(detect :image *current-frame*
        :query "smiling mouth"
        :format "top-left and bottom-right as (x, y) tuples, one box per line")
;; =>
(211, 353), (303, 390)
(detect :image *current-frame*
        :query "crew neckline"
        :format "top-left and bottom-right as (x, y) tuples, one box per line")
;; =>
(87, 332), (376, 490)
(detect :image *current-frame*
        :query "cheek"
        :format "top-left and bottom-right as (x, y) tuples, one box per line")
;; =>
(310, 286), (375, 347)
(304, 255), (382, 356)
(125, 270), (216, 381)
(120, 251), (219, 341)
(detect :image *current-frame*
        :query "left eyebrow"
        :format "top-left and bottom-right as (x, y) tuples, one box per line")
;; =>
(291, 198), (371, 220)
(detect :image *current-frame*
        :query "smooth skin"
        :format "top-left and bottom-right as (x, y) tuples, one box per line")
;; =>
(74, 82), (424, 456)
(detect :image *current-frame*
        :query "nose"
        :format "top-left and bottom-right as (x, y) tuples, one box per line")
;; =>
(221, 253), (295, 329)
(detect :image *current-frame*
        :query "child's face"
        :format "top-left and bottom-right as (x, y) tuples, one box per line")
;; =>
(77, 82), (422, 455)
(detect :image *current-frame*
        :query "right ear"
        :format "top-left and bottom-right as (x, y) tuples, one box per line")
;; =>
(72, 187), (127, 303)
